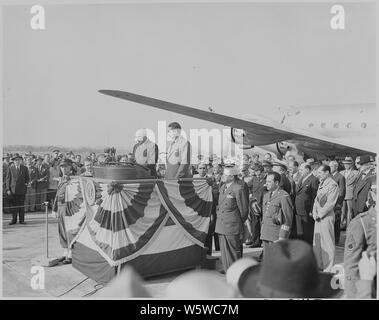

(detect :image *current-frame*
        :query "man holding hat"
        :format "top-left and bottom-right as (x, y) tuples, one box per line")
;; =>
(5, 154), (30, 224)
(215, 165), (249, 273)
(352, 154), (376, 218)
(52, 158), (74, 264)
(340, 156), (359, 229)
(246, 163), (266, 248)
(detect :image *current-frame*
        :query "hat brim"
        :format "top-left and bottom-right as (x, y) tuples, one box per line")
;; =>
(238, 264), (263, 298)
(240, 268), (342, 299)
(11, 156), (23, 160)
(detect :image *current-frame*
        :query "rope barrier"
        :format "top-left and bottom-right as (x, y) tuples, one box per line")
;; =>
(2, 203), (52, 210)
(3, 190), (58, 197)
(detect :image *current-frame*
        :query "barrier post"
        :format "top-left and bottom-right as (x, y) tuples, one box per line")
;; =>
(31, 202), (59, 267)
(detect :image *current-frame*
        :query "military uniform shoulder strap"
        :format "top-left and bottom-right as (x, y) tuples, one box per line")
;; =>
(359, 215), (368, 241)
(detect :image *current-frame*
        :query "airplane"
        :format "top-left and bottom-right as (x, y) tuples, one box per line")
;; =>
(98, 90), (376, 161)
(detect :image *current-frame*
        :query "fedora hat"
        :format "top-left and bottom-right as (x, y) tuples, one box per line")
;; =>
(234, 240), (341, 298)
(358, 154), (371, 165)
(11, 153), (23, 161)
(342, 156), (354, 164)
(59, 158), (73, 167)
(272, 160), (288, 170)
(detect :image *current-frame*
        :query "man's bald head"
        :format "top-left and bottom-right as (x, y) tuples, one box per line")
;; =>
(135, 128), (147, 143)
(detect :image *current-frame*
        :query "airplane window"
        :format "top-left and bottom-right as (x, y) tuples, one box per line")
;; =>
(308, 123), (314, 128)
(321, 123), (326, 128)
(333, 123), (339, 128)
(347, 122), (352, 128)
(361, 122), (367, 128)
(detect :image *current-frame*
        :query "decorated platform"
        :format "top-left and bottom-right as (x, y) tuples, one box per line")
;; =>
(58, 175), (212, 284)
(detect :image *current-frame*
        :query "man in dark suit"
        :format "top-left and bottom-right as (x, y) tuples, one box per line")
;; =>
(5, 154), (30, 224)
(165, 122), (192, 179)
(294, 163), (319, 244)
(246, 163), (267, 248)
(272, 161), (292, 196)
(352, 155), (376, 218)
(329, 160), (346, 244)
(215, 166), (249, 273)
(35, 156), (49, 211)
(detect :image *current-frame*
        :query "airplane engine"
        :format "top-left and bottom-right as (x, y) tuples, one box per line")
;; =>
(230, 128), (254, 149)
(276, 141), (292, 158)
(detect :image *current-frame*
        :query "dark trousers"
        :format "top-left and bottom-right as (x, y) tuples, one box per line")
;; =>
(218, 234), (243, 272)
(334, 205), (342, 244)
(205, 202), (219, 254)
(251, 214), (262, 246)
(9, 194), (26, 223)
(3, 192), (10, 213)
(295, 214), (315, 245)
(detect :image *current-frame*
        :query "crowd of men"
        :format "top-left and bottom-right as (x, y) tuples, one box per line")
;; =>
(2, 121), (377, 298)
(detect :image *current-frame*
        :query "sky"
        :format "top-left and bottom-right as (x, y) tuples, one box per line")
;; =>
(2, 2), (376, 152)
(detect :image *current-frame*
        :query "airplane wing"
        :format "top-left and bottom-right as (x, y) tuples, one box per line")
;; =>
(99, 90), (376, 156)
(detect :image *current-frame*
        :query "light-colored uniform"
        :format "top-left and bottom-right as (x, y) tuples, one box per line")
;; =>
(165, 136), (192, 179)
(312, 176), (339, 272)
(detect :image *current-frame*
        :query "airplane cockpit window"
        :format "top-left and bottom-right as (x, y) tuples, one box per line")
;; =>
(308, 123), (314, 128)
(347, 122), (352, 128)
(321, 123), (326, 128)
(333, 123), (339, 128)
(361, 122), (367, 128)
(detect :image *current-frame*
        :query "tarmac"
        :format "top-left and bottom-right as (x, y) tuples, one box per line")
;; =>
(2, 211), (346, 298)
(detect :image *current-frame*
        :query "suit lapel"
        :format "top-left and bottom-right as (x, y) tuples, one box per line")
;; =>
(297, 175), (311, 192)
(219, 182), (234, 206)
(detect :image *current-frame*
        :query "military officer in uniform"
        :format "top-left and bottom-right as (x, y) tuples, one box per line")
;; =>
(53, 158), (74, 264)
(132, 128), (159, 177)
(215, 166), (249, 273)
(344, 179), (376, 299)
(260, 172), (294, 253)
(165, 122), (192, 179)
(352, 155), (376, 218)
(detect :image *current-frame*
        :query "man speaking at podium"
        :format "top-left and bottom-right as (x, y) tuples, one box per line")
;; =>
(132, 128), (159, 177)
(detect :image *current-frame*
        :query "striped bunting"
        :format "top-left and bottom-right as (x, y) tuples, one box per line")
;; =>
(66, 177), (212, 266)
